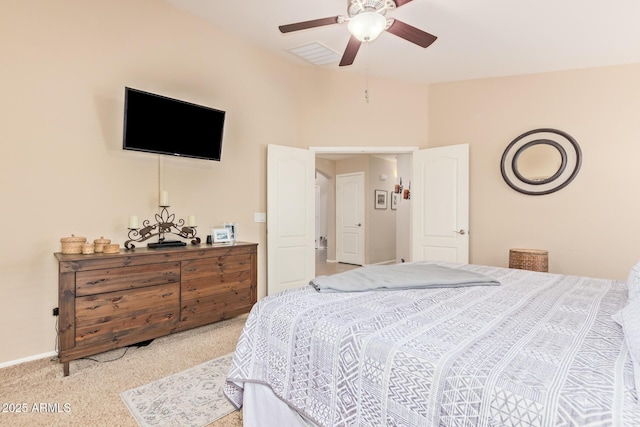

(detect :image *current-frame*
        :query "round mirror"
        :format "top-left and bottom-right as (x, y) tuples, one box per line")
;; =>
(501, 129), (581, 195)
(515, 142), (563, 182)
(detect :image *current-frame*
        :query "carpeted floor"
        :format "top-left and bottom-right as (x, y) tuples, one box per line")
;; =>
(0, 314), (248, 427)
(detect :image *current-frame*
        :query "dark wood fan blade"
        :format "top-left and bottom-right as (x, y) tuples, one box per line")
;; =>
(394, 0), (414, 7)
(339, 36), (361, 66)
(386, 19), (437, 48)
(279, 16), (341, 33)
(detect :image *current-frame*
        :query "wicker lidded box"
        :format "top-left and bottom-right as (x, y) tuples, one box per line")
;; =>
(60, 235), (87, 254)
(509, 248), (548, 272)
(93, 236), (111, 253)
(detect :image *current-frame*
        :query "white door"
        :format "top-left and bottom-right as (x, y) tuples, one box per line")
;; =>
(336, 172), (365, 265)
(267, 145), (315, 295)
(411, 144), (469, 263)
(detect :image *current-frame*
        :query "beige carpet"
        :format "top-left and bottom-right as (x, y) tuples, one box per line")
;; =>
(0, 314), (248, 427)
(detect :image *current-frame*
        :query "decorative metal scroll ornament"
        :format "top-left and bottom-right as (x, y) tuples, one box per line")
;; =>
(500, 128), (582, 196)
(125, 206), (200, 249)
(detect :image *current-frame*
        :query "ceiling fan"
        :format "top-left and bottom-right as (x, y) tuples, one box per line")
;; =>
(278, 0), (437, 67)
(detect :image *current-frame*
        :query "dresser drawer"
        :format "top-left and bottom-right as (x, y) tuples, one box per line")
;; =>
(75, 283), (179, 346)
(76, 263), (180, 296)
(181, 270), (252, 302)
(181, 254), (251, 280)
(180, 286), (253, 329)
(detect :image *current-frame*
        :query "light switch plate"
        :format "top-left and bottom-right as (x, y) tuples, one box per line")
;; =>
(254, 212), (266, 223)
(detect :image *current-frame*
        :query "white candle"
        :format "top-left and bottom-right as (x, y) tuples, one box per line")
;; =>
(188, 215), (196, 227)
(160, 190), (169, 206)
(129, 215), (139, 229)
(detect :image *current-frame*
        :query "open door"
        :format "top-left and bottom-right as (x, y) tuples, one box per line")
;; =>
(411, 144), (469, 263)
(267, 145), (315, 295)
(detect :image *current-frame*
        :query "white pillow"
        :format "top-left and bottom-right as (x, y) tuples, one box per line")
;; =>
(613, 299), (640, 395)
(627, 261), (640, 300)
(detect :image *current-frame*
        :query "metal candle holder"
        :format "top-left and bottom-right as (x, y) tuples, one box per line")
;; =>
(124, 206), (200, 250)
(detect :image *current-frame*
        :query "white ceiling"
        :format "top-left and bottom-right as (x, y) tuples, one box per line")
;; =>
(164, 0), (640, 84)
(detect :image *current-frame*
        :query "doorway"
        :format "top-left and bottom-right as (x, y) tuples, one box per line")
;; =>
(267, 144), (468, 295)
(314, 152), (410, 270)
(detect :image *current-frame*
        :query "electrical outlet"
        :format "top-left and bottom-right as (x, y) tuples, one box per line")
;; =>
(52, 307), (59, 316)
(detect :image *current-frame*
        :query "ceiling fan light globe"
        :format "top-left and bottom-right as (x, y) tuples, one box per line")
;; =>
(348, 12), (387, 42)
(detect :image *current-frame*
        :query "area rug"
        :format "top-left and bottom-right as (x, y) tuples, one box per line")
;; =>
(121, 353), (236, 427)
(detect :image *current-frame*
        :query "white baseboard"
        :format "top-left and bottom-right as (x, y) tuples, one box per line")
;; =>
(0, 351), (57, 370)
(371, 260), (397, 266)
(326, 259), (395, 266)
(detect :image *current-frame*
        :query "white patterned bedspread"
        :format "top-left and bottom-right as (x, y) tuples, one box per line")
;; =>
(225, 262), (640, 426)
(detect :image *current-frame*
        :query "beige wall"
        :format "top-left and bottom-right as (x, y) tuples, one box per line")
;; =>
(0, 0), (429, 365)
(368, 157), (397, 264)
(428, 64), (640, 280)
(296, 68), (430, 148)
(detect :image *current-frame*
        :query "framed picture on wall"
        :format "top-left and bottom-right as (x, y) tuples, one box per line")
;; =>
(391, 192), (399, 210)
(375, 190), (387, 209)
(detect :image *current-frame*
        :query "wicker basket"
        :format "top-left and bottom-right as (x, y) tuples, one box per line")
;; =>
(509, 248), (548, 272)
(82, 242), (95, 255)
(60, 235), (87, 254)
(93, 236), (111, 253)
(102, 243), (120, 254)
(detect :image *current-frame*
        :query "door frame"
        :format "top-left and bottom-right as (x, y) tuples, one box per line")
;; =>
(312, 146), (418, 266)
(311, 147), (419, 156)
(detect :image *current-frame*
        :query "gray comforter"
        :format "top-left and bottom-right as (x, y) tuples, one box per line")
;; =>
(225, 262), (640, 426)
(310, 263), (500, 292)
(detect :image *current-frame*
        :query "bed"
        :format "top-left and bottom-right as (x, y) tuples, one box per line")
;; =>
(224, 261), (640, 426)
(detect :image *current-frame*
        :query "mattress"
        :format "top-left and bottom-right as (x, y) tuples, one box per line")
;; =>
(225, 262), (640, 426)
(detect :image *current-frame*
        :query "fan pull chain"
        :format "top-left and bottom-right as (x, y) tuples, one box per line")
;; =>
(365, 70), (369, 103)
(364, 42), (370, 103)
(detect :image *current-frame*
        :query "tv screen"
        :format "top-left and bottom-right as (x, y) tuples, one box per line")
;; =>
(123, 87), (225, 161)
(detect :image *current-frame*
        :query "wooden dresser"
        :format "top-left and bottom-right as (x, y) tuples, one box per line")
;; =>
(54, 242), (257, 376)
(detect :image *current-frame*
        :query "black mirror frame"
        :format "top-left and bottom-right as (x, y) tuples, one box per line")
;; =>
(500, 128), (582, 196)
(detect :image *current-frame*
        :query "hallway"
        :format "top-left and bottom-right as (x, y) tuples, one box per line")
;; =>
(315, 248), (360, 276)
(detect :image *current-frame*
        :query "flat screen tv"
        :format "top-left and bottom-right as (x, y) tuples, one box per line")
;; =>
(123, 87), (225, 161)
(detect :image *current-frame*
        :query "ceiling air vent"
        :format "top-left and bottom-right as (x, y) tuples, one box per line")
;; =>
(287, 42), (341, 66)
